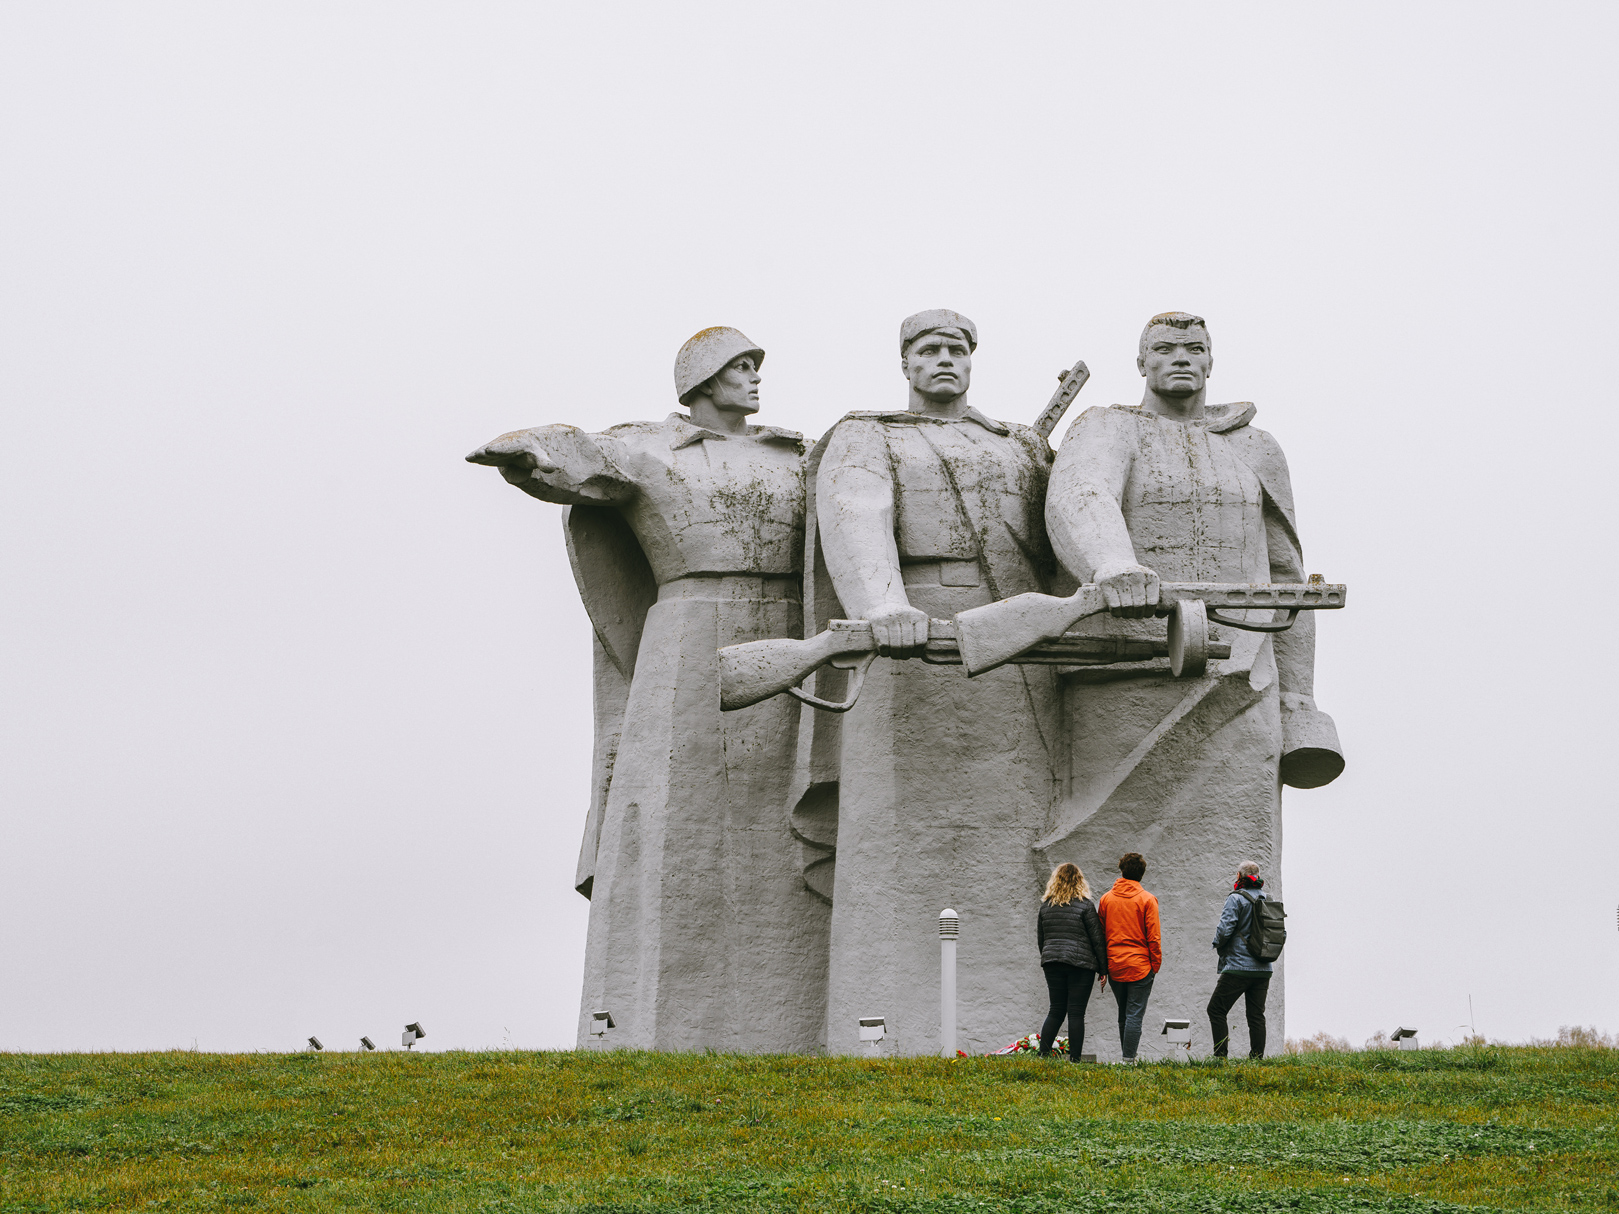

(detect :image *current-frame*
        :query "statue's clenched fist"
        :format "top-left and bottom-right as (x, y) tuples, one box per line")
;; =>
(866, 603), (930, 656)
(1092, 561), (1160, 618)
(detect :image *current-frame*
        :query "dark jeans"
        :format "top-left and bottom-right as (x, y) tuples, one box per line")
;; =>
(1110, 972), (1155, 1060)
(1207, 970), (1271, 1058)
(1038, 963), (1097, 1060)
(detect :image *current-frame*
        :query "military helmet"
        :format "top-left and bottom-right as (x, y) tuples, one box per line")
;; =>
(673, 327), (765, 405)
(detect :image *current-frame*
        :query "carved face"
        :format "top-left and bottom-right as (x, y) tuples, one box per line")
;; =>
(1137, 325), (1212, 395)
(902, 329), (973, 402)
(698, 356), (761, 415)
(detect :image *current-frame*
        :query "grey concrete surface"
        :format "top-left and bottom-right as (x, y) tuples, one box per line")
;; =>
(1038, 312), (1341, 1059)
(466, 330), (830, 1052)
(468, 310), (1340, 1060)
(805, 311), (1062, 1055)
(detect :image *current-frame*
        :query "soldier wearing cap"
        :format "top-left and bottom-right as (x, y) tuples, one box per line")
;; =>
(467, 327), (829, 1053)
(1038, 311), (1344, 1054)
(799, 309), (1062, 1055)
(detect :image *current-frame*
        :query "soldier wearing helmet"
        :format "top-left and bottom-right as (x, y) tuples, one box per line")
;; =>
(467, 326), (827, 1054)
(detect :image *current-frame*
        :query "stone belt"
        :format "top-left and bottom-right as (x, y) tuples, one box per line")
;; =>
(900, 559), (983, 588)
(657, 573), (801, 602)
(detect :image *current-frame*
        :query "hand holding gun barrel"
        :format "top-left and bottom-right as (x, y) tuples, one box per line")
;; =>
(719, 578), (1346, 712)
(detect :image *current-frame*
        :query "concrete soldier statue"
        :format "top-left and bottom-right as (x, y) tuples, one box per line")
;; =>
(803, 309), (1062, 1056)
(1039, 311), (1344, 1055)
(465, 327), (830, 1052)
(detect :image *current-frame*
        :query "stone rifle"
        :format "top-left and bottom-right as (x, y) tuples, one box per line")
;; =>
(718, 579), (1346, 713)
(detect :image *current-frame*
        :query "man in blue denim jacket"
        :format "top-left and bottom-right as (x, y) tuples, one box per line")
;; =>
(1208, 861), (1272, 1058)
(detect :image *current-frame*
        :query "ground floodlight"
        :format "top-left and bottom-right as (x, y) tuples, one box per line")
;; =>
(360, 1037), (375, 1051)
(859, 1016), (886, 1053)
(406, 1022), (425, 1039)
(1392, 1026), (1419, 1050)
(1161, 1018), (1193, 1061)
(589, 1010), (615, 1036)
(307, 1036), (323, 1052)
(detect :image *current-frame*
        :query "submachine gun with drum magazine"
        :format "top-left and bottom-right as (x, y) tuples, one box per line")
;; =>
(718, 577), (1347, 713)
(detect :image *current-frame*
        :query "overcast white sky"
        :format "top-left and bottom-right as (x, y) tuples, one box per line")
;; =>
(3, 2), (1616, 1054)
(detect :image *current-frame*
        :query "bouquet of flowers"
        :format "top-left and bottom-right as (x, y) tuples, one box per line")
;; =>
(990, 1032), (1068, 1055)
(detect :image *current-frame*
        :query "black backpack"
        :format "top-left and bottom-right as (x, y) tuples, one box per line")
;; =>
(1237, 890), (1287, 962)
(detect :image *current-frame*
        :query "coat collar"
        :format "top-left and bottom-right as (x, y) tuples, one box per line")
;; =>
(665, 413), (804, 451)
(1203, 401), (1256, 433)
(1112, 401), (1256, 434)
(846, 406), (1010, 436)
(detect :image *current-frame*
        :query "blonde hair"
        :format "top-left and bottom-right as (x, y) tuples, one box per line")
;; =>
(1042, 862), (1091, 906)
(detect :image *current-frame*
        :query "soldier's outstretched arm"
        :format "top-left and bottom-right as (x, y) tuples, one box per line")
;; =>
(466, 424), (636, 507)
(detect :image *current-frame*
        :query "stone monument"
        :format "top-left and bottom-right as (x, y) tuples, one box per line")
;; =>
(803, 309), (1063, 1057)
(466, 327), (831, 1051)
(469, 310), (1343, 1059)
(1037, 311), (1341, 1058)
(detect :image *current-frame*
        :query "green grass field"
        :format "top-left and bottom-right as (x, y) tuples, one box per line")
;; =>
(2, 1046), (1614, 1213)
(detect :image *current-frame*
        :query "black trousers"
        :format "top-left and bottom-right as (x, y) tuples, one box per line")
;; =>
(1039, 962), (1097, 1060)
(1207, 970), (1271, 1058)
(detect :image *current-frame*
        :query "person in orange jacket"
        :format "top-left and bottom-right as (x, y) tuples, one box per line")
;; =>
(1096, 852), (1162, 1062)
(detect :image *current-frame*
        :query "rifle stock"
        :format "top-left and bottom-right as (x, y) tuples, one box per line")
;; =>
(954, 586), (1106, 676)
(719, 621), (875, 712)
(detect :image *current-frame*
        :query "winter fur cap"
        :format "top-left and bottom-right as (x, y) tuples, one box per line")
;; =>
(899, 309), (977, 355)
(673, 327), (765, 405)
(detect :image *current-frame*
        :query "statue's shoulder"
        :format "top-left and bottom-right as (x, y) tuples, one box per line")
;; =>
(1208, 404), (1288, 463)
(831, 409), (909, 426)
(1208, 406), (1298, 509)
(999, 417), (1041, 439)
(995, 418), (1055, 461)
(1098, 403), (1152, 425)
(820, 411), (905, 444)
(596, 416), (699, 461)
(600, 418), (672, 440)
(1056, 403), (1148, 444)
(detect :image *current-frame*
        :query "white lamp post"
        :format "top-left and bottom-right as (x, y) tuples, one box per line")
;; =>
(939, 908), (958, 1057)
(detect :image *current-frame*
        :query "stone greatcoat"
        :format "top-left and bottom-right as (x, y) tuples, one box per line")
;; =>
(1041, 400), (1341, 1058)
(502, 413), (830, 1052)
(800, 407), (1063, 1056)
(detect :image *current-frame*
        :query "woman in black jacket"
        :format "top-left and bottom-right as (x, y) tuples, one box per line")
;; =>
(1036, 863), (1107, 1060)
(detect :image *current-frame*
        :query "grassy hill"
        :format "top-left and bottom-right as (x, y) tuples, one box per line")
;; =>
(2, 1046), (1614, 1212)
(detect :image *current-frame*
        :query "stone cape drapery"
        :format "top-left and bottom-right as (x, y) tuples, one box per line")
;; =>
(563, 504), (654, 902)
(789, 409), (1064, 1057)
(579, 571), (815, 1051)
(1039, 400), (1342, 1059)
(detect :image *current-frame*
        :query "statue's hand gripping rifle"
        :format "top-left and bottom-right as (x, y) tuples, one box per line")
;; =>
(718, 579), (1346, 713)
